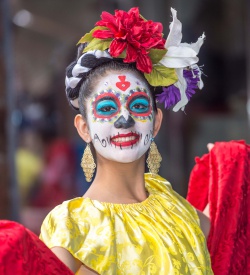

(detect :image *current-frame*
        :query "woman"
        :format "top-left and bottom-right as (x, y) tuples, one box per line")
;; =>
(40, 7), (212, 274)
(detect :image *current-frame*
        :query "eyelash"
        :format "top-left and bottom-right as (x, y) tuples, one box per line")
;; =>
(96, 100), (118, 116)
(129, 98), (149, 113)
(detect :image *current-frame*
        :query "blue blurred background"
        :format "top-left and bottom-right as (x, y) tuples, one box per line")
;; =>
(1, 0), (249, 234)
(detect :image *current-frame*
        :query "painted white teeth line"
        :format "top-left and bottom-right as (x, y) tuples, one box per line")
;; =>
(112, 136), (137, 142)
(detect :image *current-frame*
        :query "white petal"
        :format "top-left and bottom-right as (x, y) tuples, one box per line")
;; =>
(172, 68), (188, 112)
(181, 33), (205, 54)
(191, 64), (204, 89)
(165, 8), (182, 48)
(160, 56), (199, 68)
(167, 46), (198, 57)
(198, 78), (204, 89)
(160, 46), (199, 68)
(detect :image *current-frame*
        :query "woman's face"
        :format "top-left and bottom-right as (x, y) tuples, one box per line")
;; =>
(86, 71), (155, 163)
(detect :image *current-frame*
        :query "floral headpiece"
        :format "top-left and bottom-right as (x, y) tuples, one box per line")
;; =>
(66, 7), (205, 111)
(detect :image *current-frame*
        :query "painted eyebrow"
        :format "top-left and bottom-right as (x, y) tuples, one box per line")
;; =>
(129, 94), (149, 99)
(95, 96), (117, 102)
(128, 94), (150, 104)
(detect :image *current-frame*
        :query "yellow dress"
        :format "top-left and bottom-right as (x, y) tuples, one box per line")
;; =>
(40, 174), (213, 275)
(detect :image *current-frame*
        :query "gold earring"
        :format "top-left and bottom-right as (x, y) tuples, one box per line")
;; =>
(146, 139), (162, 174)
(81, 143), (96, 182)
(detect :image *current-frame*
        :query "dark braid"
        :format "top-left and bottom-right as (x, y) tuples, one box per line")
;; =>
(65, 43), (112, 110)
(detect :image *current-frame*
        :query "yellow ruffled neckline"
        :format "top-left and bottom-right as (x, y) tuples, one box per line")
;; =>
(83, 193), (154, 208)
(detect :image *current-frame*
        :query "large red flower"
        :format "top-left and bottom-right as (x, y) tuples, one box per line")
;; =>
(93, 7), (165, 73)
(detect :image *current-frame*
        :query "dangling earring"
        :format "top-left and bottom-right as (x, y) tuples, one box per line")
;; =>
(146, 138), (162, 174)
(81, 143), (96, 182)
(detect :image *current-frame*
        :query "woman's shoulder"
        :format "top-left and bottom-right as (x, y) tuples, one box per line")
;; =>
(145, 173), (200, 224)
(145, 173), (172, 193)
(40, 197), (91, 247)
(39, 197), (100, 264)
(43, 197), (86, 221)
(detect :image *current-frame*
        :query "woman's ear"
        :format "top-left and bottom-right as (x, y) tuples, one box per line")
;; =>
(74, 114), (91, 143)
(153, 108), (163, 137)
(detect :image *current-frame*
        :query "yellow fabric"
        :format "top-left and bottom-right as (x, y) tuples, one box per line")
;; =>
(16, 148), (43, 202)
(40, 173), (213, 275)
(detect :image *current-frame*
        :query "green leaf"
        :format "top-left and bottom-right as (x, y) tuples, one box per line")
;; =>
(83, 38), (112, 52)
(144, 65), (178, 87)
(149, 48), (167, 64)
(77, 26), (108, 45)
(117, 49), (126, 59)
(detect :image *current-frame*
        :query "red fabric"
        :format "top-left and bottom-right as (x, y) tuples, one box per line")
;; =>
(0, 220), (73, 275)
(187, 140), (250, 275)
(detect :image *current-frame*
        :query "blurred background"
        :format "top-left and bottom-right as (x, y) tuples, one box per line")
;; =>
(1, 0), (249, 234)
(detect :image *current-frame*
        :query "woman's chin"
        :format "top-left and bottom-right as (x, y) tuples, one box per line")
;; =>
(96, 150), (146, 164)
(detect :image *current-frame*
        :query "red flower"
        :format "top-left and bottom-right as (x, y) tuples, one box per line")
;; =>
(93, 7), (165, 73)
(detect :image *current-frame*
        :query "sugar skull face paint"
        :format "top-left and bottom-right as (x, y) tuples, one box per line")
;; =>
(86, 72), (154, 163)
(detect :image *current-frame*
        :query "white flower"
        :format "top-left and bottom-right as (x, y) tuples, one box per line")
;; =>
(160, 8), (205, 111)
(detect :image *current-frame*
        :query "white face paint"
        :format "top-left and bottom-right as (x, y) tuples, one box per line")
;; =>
(86, 72), (154, 163)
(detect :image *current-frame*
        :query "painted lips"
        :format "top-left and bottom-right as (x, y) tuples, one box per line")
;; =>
(111, 132), (140, 147)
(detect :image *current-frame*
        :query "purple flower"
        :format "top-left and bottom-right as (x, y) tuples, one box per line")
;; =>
(183, 68), (200, 100)
(157, 67), (200, 110)
(156, 86), (181, 109)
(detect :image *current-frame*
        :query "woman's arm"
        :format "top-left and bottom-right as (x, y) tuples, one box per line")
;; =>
(194, 143), (213, 239)
(51, 247), (81, 273)
(51, 247), (99, 275)
(196, 209), (211, 239)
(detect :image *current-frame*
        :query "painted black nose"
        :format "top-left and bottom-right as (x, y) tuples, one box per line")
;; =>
(114, 115), (135, 129)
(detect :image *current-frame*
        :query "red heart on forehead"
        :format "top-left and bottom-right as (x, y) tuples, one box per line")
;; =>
(116, 75), (131, 91)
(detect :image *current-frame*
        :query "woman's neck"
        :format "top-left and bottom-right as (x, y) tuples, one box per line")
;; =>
(83, 155), (148, 204)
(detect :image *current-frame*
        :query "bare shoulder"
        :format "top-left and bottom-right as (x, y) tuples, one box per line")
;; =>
(51, 247), (99, 275)
(196, 209), (211, 239)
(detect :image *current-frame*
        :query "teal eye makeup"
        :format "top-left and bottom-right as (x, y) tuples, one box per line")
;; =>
(96, 100), (117, 115)
(129, 97), (149, 113)
(93, 95), (120, 119)
(126, 91), (152, 118)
